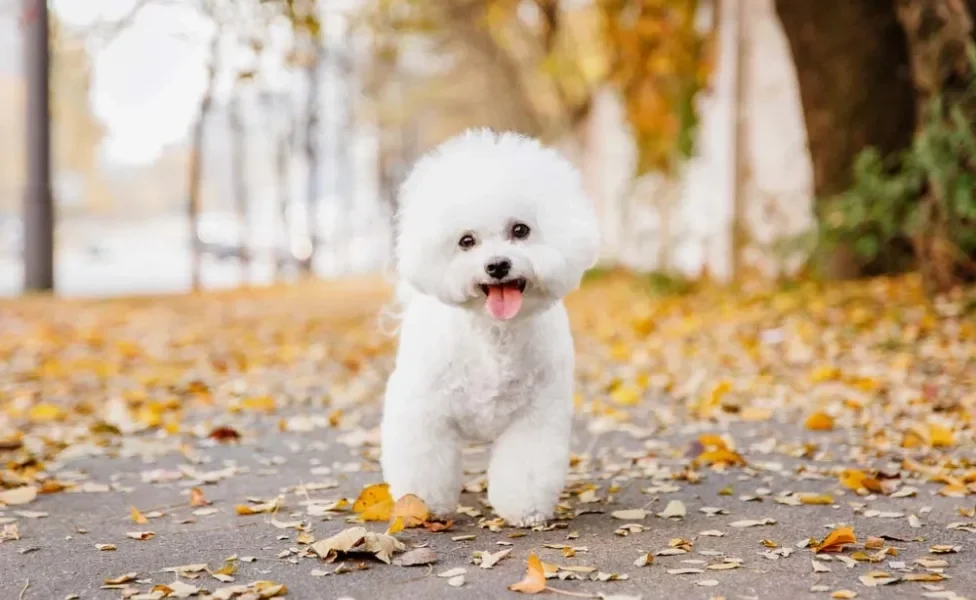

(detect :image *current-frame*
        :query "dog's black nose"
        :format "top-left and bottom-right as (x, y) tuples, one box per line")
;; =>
(485, 258), (511, 280)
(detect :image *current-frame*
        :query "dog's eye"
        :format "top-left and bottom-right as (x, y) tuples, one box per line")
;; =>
(458, 233), (477, 249)
(511, 222), (531, 240)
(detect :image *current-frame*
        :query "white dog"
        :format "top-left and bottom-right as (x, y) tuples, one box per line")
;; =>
(380, 129), (600, 527)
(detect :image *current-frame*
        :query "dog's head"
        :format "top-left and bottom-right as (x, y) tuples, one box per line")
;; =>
(395, 129), (600, 321)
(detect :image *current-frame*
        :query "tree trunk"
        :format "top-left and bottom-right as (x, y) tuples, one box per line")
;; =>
(774, 0), (917, 278)
(303, 43), (323, 275)
(187, 31), (220, 292)
(229, 92), (251, 283)
(274, 96), (295, 282)
(22, 0), (54, 292)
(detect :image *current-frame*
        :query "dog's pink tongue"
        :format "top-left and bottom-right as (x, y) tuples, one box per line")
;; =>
(485, 284), (523, 320)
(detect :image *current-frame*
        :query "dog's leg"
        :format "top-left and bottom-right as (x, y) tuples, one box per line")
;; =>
(487, 403), (571, 527)
(380, 406), (462, 516)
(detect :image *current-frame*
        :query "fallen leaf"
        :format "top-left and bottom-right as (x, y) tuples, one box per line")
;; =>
(423, 518), (453, 533)
(729, 518), (776, 528)
(509, 552), (547, 594)
(208, 426), (241, 442)
(840, 469), (884, 494)
(353, 483), (394, 522)
(812, 559), (830, 573)
(309, 526), (405, 564)
(390, 494), (429, 530)
(831, 591), (857, 599)
(657, 500), (686, 519)
(189, 487), (210, 507)
(104, 572), (139, 585)
(235, 498), (280, 516)
(130, 506), (149, 524)
(805, 411), (834, 431)
(800, 494), (834, 505)
(814, 527), (856, 554)
(611, 509), (648, 520)
(0, 486), (37, 506)
(634, 553), (652, 567)
(397, 547), (439, 566)
(96, 543), (116, 551)
(438, 568), (467, 578)
(928, 424), (955, 448)
(126, 531), (155, 540)
(479, 547), (512, 569)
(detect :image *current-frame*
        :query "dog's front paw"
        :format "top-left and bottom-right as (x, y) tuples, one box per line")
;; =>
(505, 512), (549, 529)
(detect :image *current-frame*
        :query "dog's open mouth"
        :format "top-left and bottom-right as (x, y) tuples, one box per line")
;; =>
(480, 278), (526, 321)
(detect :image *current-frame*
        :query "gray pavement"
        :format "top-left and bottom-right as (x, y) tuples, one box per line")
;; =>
(2, 403), (973, 600)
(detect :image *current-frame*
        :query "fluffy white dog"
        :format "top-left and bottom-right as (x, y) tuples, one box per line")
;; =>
(380, 128), (600, 527)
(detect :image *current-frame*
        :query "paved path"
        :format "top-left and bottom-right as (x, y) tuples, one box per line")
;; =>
(1, 275), (974, 599)
(2, 407), (973, 600)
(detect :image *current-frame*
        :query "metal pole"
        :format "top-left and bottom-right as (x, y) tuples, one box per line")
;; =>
(23, 0), (54, 292)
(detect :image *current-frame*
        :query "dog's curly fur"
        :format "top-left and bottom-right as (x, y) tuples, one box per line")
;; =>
(380, 129), (600, 526)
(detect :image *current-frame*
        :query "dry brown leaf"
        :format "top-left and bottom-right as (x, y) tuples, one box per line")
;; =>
(397, 547), (439, 566)
(509, 552), (547, 594)
(208, 426), (241, 442)
(309, 526), (405, 564)
(126, 531), (155, 540)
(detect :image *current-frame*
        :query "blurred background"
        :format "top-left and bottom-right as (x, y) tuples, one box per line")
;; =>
(2, 0), (974, 298)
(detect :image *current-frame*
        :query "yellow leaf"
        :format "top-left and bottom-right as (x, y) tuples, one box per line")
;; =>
(805, 411), (834, 431)
(28, 403), (64, 421)
(609, 384), (640, 406)
(509, 552), (547, 594)
(928, 424), (955, 448)
(694, 448), (746, 468)
(799, 494), (834, 505)
(386, 516), (405, 535)
(240, 395), (277, 414)
(839, 469), (884, 494)
(698, 434), (728, 451)
(130, 506), (149, 525)
(353, 483), (394, 522)
(815, 526), (856, 554)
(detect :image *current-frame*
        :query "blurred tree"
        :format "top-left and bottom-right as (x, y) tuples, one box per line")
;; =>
(775, 0), (918, 279)
(360, 1), (603, 150)
(358, 0), (713, 182)
(777, 0), (976, 289)
(0, 15), (107, 214)
(597, 0), (715, 175)
(187, 1), (224, 291)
